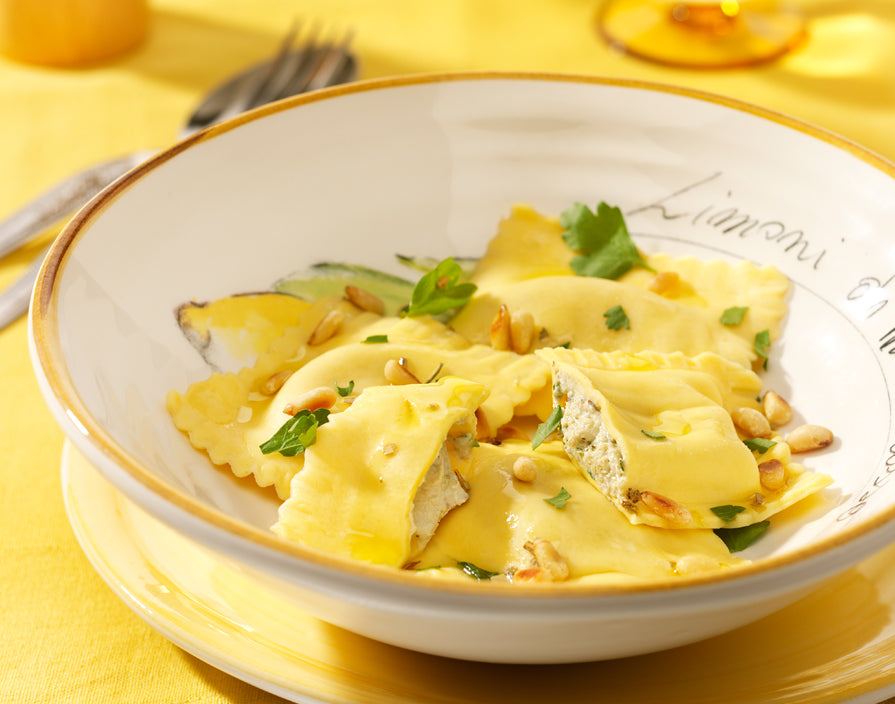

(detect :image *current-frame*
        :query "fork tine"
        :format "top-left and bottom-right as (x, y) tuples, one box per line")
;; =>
(212, 21), (300, 123)
(275, 28), (354, 100)
(305, 30), (355, 93)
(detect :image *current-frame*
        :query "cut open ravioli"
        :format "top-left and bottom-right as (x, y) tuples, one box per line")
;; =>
(539, 348), (832, 530)
(415, 441), (743, 583)
(167, 297), (473, 499)
(273, 377), (488, 567)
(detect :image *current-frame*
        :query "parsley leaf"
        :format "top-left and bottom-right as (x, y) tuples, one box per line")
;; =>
(259, 408), (330, 457)
(754, 329), (771, 369)
(335, 380), (355, 397)
(559, 202), (652, 280)
(532, 406), (563, 449)
(743, 437), (777, 454)
(714, 520), (770, 552)
(457, 561), (499, 581)
(710, 504), (746, 522)
(363, 334), (388, 343)
(641, 429), (667, 441)
(603, 305), (630, 331)
(402, 257), (477, 317)
(544, 487), (571, 509)
(720, 306), (749, 326)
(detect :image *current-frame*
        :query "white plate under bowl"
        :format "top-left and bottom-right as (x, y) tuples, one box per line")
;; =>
(63, 442), (895, 704)
(30, 72), (895, 663)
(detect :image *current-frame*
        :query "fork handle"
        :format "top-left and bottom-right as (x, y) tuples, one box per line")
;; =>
(0, 152), (146, 260)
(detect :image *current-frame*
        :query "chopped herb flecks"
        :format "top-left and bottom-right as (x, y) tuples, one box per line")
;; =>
(335, 380), (355, 397)
(720, 306), (749, 326)
(743, 437), (777, 454)
(641, 429), (667, 441)
(754, 329), (771, 369)
(603, 305), (630, 331)
(544, 487), (571, 509)
(457, 561), (499, 581)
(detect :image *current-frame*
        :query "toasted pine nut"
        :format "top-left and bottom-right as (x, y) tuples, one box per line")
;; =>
(344, 285), (385, 315)
(510, 310), (535, 354)
(786, 424), (834, 453)
(308, 309), (345, 346)
(762, 391), (793, 427)
(260, 369), (293, 396)
(489, 304), (512, 350)
(514, 567), (550, 583)
(381, 442), (398, 456)
(731, 407), (772, 439)
(758, 458), (785, 491)
(647, 270), (680, 296)
(523, 538), (570, 581)
(512, 456), (538, 482)
(640, 491), (692, 526)
(283, 386), (339, 415)
(750, 492), (765, 506)
(384, 357), (419, 385)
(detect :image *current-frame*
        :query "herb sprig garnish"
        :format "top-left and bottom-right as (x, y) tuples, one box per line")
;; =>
(260, 408), (330, 457)
(560, 202), (652, 280)
(402, 257), (477, 317)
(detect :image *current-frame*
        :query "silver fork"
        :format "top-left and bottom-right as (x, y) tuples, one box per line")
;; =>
(0, 24), (357, 331)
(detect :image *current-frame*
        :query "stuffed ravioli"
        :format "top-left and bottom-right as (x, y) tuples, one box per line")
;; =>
(274, 377), (488, 566)
(540, 348), (832, 530)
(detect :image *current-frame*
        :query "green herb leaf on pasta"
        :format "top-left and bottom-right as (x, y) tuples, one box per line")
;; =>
(259, 408), (330, 457)
(457, 561), (499, 581)
(532, 406), (563, 449)
(335, 380), (355, 397)
(363, 334), (388, 344)
(754, 329), (771, 369)
(559, 202), (652, 280)
(710, 504), (746, 522)
(603, 305), (630, 331)
(402, 257), (477, 317)
(714, 520), (770, 552)
(720, 306), (749, 326)
(743, 437), (777, 454)
(641, 429), (667, 441)
(544, 487), (571, 509)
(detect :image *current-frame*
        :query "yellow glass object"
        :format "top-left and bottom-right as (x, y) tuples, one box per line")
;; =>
(0, 0), (148, 66)
(598, 0), (806, 69)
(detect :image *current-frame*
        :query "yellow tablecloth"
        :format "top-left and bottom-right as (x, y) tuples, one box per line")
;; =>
(3, 1), (895, 701)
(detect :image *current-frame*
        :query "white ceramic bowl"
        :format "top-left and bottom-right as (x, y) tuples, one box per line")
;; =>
(30, 72), (895, 664)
